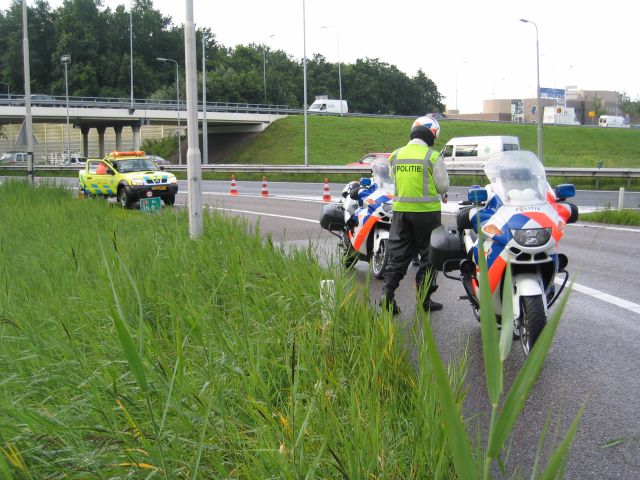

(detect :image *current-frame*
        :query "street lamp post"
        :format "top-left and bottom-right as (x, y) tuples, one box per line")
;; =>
(0, 81), (11, 149)
(302, 0), (308, 167)
(262, 34), (275, 104)
(23, 0), (34, 184)
(202, 30), (208, 164)
(61, 54), (71, 160)
(454, 60), (468, 112)
(156, 57), (182, 165)
(129, 9), (134, 112)
(520, 18), (542, 162)
(185, 0), (203, 237)
(320, 25), (343, 116)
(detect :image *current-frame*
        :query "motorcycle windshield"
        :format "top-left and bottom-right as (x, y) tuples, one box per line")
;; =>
(371, 157), (395, 194)
(484, 151), (547, 205)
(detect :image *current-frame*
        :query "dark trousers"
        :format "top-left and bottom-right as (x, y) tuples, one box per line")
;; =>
(383, 210), (442, 296)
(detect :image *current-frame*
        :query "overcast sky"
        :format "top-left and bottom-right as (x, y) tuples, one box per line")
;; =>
(3, 0), (637, 112)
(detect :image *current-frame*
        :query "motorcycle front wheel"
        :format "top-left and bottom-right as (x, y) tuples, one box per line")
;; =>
(519, 295), (547, 355)
(372, 239), (389, 279)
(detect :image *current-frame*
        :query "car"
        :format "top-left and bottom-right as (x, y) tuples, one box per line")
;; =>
(78, 150), (178, 208)
(0, 152), (27, 164)
(146, 154), (171, 166)
(346, 152), (391, 167)
(63, 153), (87, 166)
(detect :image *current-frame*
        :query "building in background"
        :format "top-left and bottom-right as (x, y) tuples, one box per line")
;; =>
(446, 89), (623, 125)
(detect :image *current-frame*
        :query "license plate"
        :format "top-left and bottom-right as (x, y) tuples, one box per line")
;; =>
(152, 186), (166, 191)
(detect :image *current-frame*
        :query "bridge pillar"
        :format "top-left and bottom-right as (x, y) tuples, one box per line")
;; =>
(97, 126), (107, 158)
(114, 126), (124, 151)
(132, 123), (141, 150)
(81, 126), (90, 158)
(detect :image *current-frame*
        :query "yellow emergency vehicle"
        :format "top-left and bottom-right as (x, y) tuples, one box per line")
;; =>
(78, 151), (178, 208)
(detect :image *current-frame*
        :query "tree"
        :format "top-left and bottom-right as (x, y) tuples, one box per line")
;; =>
(412, 69), (444, 115)
(0, 0), (446, 114)
(0, 0), (56, 95)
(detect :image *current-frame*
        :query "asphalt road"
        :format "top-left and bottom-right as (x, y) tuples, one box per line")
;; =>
(181, 186), (640, 480)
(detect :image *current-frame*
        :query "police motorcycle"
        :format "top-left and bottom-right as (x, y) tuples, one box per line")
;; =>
(319, 157), (395, 278)
(429, 151), (579, 355)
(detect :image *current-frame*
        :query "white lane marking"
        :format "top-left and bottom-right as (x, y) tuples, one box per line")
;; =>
(570, 223), (640, 233)
(555, 279), (640, 315)
(201, 192), (325, 203)
(204, 205), (319, 224)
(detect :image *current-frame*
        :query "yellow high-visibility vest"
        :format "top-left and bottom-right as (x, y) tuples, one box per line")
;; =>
(390, 143), (441, 212)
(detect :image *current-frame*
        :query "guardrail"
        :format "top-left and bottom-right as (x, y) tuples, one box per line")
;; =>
(2, 164), (640, 179)
(0, 95), (295, 115)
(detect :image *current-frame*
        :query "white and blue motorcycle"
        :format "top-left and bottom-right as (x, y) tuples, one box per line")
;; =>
(430, 151), (579, 354)
(320, 157), (395, 278)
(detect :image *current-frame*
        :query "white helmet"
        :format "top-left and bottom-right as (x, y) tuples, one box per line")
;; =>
(410, 116), (440, 144)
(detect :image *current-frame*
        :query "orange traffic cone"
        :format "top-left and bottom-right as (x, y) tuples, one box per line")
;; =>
(322, 178), (332, 202)
(230, 175), (238, 195)
(261, 176), (269, 197)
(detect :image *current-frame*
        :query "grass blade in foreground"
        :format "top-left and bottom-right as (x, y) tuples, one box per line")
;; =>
(499, 263), (514, 361)
(419, 309), (476, 480)
(487, 285), (573, 458)
(536, 405), (585, 480)
(476, 233), (502, 407)
(102, 248), (148, 393)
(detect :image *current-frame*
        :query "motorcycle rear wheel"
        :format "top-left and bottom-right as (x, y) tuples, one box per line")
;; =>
(372, 239), (389, 279)
(519, 295), (546, 355)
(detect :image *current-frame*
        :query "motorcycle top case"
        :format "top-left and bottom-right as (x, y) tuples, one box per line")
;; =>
(429, 225), (466, 271)
(320, 203), (345, 231)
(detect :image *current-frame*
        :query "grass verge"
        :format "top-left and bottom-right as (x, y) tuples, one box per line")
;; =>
(579, 208), (640, 226)
(0, 181), (463, 478)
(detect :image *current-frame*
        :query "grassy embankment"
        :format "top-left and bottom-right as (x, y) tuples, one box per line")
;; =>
(224, 116), (640, 189)
(0, 181), (464, 478)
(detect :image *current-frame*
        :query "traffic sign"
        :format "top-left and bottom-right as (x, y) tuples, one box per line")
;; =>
(139, 197), (161, 212)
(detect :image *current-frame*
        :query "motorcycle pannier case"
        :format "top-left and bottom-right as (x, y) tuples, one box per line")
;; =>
(320, 203), (345, 231)
(429, 225), (466, 271)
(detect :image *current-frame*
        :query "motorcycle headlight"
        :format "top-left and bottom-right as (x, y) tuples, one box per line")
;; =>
(131, 178), (144, 186)
(167, 176), (177, 184)
(382, 202), (393, 214)
(511, 228), (552, 247)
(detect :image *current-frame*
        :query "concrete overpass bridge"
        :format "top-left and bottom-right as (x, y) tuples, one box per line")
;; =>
(0, 96), (289, 158)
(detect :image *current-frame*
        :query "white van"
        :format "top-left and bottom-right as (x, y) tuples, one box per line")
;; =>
(440, 136), (520, 166)
(309, 96), (348, 114)
(543, 106), (581, 125)
(598, 115), (629, 128)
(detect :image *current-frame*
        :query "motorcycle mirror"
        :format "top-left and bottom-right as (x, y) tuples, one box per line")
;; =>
(468, 187), (488, 204)
(554, 184), (576, 200)
(360, 177), (372, 187)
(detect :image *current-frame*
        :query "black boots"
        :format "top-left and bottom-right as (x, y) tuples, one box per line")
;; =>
(380, 290), (400, 315)
(422, 298), (443, 312)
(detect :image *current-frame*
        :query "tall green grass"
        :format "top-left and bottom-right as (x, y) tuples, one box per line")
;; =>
(0, 181), (463, 478)
(0, 182), (581, 478)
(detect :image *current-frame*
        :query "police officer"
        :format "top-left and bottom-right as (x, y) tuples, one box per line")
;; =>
(380, 116), (449, 314)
